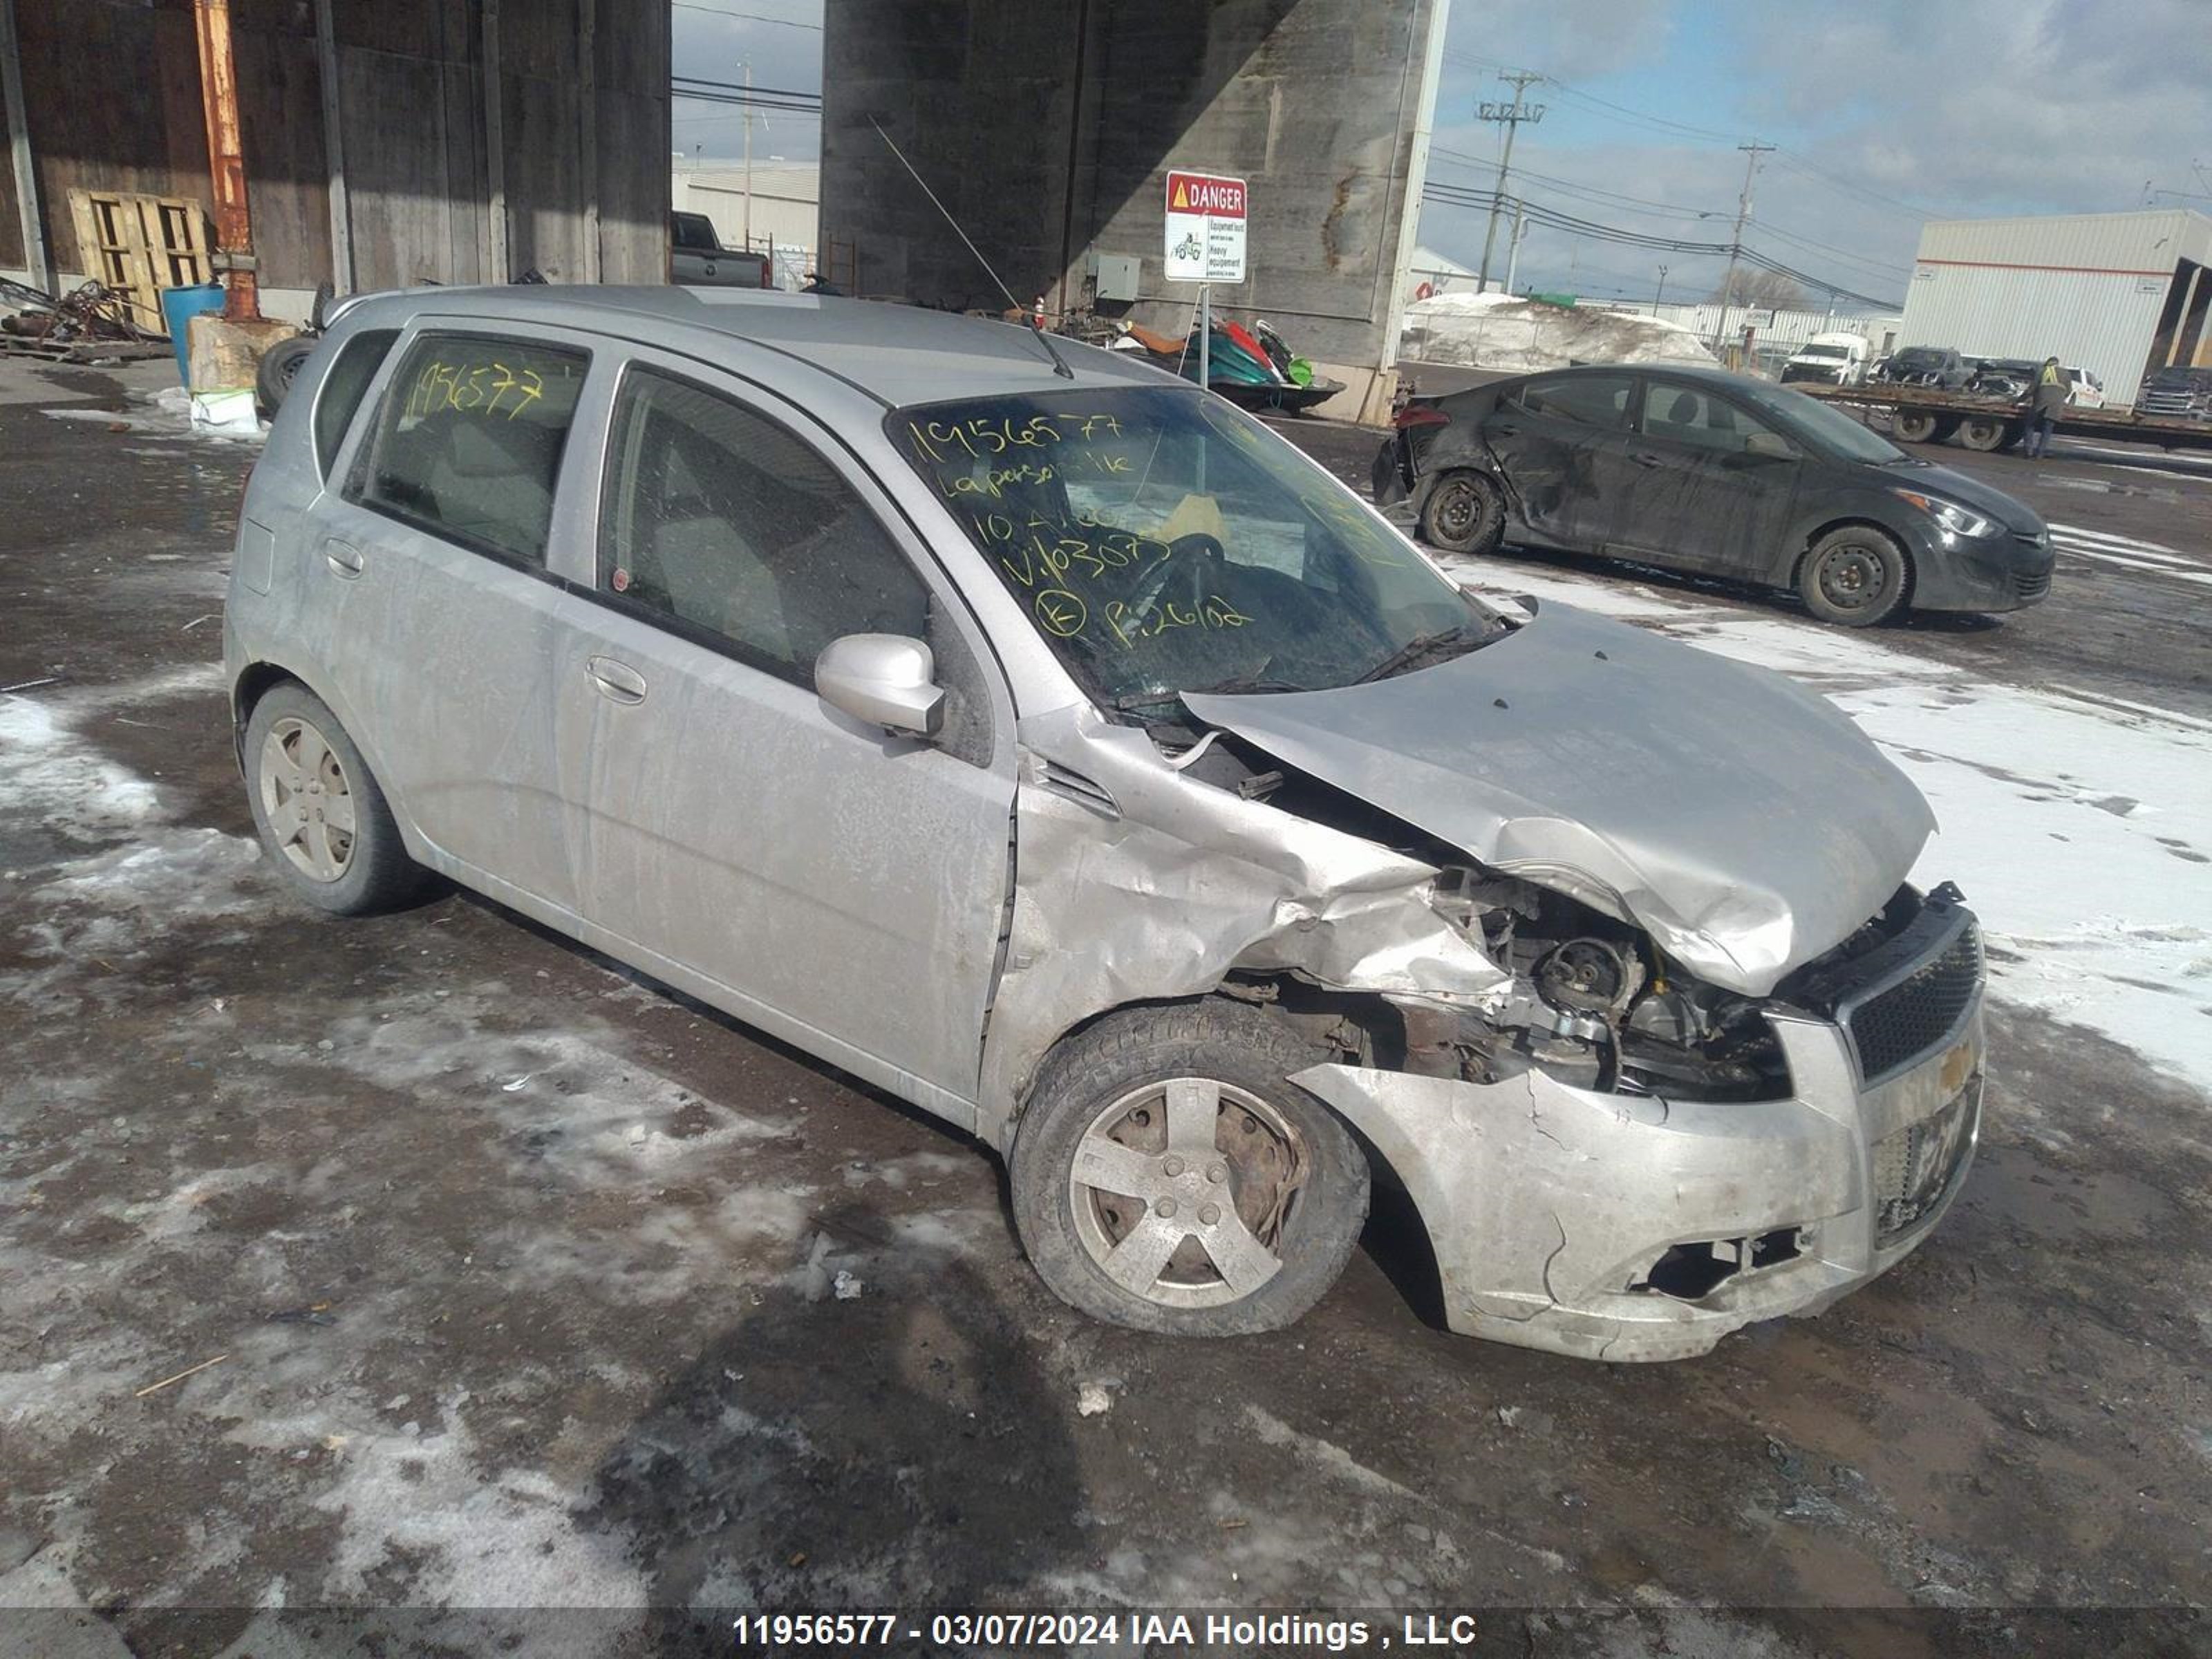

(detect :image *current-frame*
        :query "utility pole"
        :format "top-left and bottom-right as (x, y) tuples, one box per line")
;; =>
(1502, 198), (1527, 295)
(1475, 70), (1544, 294)
(742, 61), (753, 252)
(1654, 263), (1668, 314)
(1712, 140), (1773, 353)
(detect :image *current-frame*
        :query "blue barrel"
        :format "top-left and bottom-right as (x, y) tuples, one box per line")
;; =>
(158, 283), (225, 385)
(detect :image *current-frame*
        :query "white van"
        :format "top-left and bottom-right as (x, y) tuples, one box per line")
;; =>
(1779, 332), (1871, 387)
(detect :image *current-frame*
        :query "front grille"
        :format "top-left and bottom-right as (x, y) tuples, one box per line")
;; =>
(1873, 1090), (1977, 1241)
(1843, 916), (1983, 1082)
(2012, 568), (2051, 599)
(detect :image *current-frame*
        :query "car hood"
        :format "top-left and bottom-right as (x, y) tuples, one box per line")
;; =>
(1887, 460), (2046, 536)
(1183, 602), (1935, 998)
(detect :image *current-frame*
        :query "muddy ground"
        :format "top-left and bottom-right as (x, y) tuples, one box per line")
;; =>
(1, 360), (2208, 1658)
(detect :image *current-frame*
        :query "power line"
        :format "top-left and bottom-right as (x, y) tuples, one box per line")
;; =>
(1421, 183), (1900, 308)
(671, 3), (823, 27)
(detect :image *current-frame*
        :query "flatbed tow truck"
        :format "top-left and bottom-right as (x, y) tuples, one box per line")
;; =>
(1793, 381), (2212, 455)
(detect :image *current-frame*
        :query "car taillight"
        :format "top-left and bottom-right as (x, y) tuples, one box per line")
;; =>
(1394, 405), (1450, 430)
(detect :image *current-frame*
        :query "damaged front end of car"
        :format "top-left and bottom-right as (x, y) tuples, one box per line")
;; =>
(984, 601), (1985, 1362)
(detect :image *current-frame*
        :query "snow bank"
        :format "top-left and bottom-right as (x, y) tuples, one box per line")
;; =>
(1401, 292), (1718, 373)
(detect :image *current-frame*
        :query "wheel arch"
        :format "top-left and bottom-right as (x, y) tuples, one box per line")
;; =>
(229, 656), (428, 858)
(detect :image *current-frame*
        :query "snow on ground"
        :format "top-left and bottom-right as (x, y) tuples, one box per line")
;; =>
(1438, 552), (2212, 1097)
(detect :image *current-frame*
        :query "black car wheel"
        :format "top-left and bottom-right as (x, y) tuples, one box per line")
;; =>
(1799, 527), (1910, 627)
(1418, 470), (1505, 556)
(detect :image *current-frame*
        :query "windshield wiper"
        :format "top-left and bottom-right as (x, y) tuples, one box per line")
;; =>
(1355, 625), (1479, 684)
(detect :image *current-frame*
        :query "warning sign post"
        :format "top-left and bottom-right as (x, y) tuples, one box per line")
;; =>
(1164, 169), (1248, 285)
(1163, 169), (1248, 395)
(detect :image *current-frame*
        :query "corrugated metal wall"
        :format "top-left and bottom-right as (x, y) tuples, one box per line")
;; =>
(1900, 209), (2212, 405)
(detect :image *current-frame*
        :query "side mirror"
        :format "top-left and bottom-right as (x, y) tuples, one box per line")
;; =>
(814, 633), (945, 739)
(1743, 431), (1797, 460)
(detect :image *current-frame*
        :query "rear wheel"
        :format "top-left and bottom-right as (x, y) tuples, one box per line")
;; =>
(1011, 1001), (1369, 1336)
(1956, 415), (2016, 452)
(243, 684), (429, 914)
(1892, 409), (1940, 444)
(1418, 469), (1505, 556)
(1799, 526), (1911, 627)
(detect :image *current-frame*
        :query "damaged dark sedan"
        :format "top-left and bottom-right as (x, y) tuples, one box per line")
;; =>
(1374, 365), (2053, 625)
(229, 289), (1986, 1362)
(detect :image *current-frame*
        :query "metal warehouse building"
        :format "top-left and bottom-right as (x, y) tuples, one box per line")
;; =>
(1898, 208), (2212, 407)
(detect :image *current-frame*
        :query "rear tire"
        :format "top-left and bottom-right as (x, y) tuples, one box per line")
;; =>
(1799, 526), (1911, 627)
(1893, 409), (1940, 444)
(1418, 469), (1506, 556)
(242, 684), (429, 915)
(1956, 415), (2014, 452)
(1011, 1001), (1369, 1337)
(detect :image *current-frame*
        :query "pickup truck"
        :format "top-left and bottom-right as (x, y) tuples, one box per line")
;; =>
(670, 212), (772, 288)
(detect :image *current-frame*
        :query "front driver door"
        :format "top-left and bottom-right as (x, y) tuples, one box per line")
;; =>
(1479, 371), (1642, 552)
(1607, 378), (1804, 576)
(548, 359), (1017, 1123)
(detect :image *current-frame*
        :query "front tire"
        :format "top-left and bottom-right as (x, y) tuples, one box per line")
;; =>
(242, 683), (429, 915)
(1418, 469), (1506, 556)
(1799, 526), (1911, 627)
(1011, 1001), (1369, 1337)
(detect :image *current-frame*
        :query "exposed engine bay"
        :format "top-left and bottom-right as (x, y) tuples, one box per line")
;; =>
(1167, 724), (1918, 1105)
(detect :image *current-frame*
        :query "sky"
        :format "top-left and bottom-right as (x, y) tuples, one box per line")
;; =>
(668, 0), (2212, 311)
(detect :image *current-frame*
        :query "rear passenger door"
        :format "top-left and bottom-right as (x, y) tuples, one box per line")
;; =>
(1481, 372), (1640, 550)
(547, 356), (1018, 1120)
(315, 325), (597, 919)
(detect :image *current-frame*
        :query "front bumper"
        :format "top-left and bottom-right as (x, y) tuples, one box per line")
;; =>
(1900, 521), (2054, 612)
(1295, 928), (1986, 1362)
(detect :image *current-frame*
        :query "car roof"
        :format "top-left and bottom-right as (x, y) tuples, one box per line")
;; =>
(1475, 363), (1795, 396)
(330, 285), (1179, 409)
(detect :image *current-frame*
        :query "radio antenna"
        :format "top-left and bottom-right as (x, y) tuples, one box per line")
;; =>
(870, 118), (1074, 380)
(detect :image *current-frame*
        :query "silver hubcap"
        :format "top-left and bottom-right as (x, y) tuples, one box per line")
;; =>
(1067, 1078), (1304, 1309)
(258, 716), (356, 882)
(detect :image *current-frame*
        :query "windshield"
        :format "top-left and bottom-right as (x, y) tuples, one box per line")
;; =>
(1797, 344), (1848, 359)
(888, 387), (1494, 711)
(2148, 368), (2212, 389)
(1738, 381), (1907, 465)
(1894, 349), (1943, 368)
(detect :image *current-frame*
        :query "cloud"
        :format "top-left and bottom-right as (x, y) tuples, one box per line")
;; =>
(671, 0), (825, 163)
(1421, 0), (2202, 304)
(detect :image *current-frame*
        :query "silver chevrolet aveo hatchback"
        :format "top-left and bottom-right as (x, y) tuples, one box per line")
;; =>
(225, 286), (1987, 1360)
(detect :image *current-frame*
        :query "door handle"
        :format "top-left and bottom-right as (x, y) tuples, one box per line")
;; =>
(586, 656), (647, 706)
(1492, 422), (1519, 436)
(323, 541), (364, 578)
(1629, 451), (1665, 468)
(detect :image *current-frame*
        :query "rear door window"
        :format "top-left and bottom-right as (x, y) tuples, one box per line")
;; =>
(1515, 374), (1633, 430)
(348, 332), (589, 567)
(1638, 383), (1787, 454)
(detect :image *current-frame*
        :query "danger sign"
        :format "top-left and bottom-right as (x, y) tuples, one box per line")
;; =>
(1165, 169), (1247, 284)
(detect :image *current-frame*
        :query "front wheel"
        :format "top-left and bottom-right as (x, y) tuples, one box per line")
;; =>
(1418, 470), (1506, 556)
(1011, 1002), (1369, 1336)
(1799, 526), (1911, 627)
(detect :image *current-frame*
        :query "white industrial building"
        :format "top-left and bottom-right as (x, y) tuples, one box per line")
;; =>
(1899, 208), (2212, 406)
(669, 158), (821, 288)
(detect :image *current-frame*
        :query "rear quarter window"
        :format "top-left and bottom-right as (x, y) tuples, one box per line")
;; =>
(347, 332), (590, 568)
(312, 327), (399, 478)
